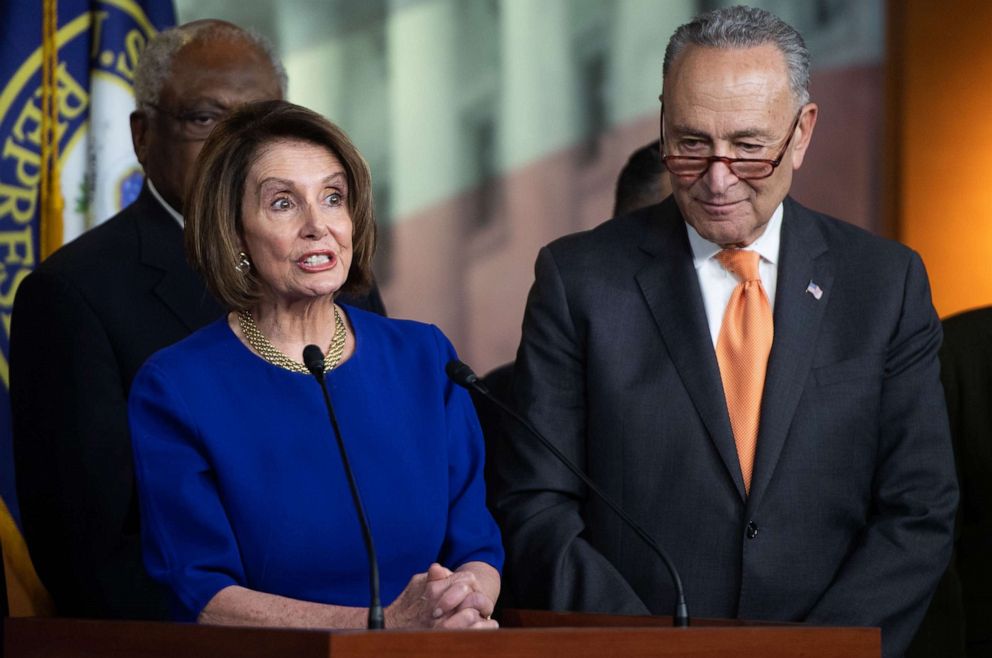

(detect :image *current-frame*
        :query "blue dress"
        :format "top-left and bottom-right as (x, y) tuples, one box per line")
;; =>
(128, 305), (503, 621)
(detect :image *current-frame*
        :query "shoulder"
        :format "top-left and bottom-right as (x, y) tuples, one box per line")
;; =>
(12, 208), (140, 319)
(23, 199), (153, 298)
(547, 201), (668, 256)
(140, 318), (234, 376)
(346, 304), (450, 344)
(16, 192), (179, 318)
(539, 200), (677, 282)
(942, 305), (992, 348)
(786, 197), (918, 267)
(344, 305), (457, 361)
(940, 306), (992, 391)
(38, 205), (142, 273)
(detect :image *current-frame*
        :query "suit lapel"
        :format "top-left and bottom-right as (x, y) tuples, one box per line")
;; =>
(635, 202), (746, 500)
(747, 198), (832, 510)
(134, 187), (223, 331)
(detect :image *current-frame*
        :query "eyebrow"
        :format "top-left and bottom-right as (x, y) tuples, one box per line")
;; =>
(728, 128), (775, 141)
(257, 172), (348, 189)
(668, 123), (776, 142)
(176, 98), (230, 111)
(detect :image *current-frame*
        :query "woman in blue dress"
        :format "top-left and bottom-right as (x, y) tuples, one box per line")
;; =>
(128, 100), (502, 629)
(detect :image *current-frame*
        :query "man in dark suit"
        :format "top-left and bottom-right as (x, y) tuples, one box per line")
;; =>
(494, 7), (957, 658)
(9, 20), (384, 619)
(934, 307), (992, 657)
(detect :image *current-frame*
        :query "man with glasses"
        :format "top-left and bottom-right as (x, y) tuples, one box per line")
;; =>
(9, 20), (384, 619)
(495, 7), (956, 657)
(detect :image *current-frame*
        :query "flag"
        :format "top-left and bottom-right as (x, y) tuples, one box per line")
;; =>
(0, 0), (175, 613)
(806, 280), (823, 300)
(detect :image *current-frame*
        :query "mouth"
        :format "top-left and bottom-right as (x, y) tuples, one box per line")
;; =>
(697, 198), (745, 215)
(297, 251), (338, 271)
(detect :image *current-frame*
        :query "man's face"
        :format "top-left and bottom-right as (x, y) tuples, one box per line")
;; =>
(661, 44), (817, 247)
(130, 37), (283, 213)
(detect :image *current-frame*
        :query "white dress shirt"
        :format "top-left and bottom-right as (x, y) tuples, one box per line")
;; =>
(685, 203), (783, 347)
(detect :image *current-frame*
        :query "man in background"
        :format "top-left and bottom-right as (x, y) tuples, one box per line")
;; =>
(10, 20), (384, 619)
(915, 306), (992, 658)
(612, 139), (670, 217)
(496, 7), (956, 657)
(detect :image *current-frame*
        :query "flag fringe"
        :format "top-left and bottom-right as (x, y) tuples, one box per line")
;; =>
(0, 497), (55, 616)
(40, 0), (64, 260)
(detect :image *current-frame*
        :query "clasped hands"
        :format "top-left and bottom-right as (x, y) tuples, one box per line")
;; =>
(385, 562), (498, 629)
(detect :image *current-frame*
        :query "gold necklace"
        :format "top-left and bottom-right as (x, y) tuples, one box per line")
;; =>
(237, 305), (346, 375)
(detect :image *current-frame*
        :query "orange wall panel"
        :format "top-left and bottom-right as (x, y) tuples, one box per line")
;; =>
(892, 1), (992, 317)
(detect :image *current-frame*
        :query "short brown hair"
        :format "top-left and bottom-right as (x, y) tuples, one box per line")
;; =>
(185, 99), (376, 311)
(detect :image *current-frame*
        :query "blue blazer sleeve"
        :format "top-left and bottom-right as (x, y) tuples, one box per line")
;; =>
(430, 328), (504, 573)
(129, 361), (244, 621)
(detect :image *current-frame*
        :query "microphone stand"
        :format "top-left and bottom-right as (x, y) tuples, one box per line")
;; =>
(447, 360), (690, 627)
(304, 345), (385, 630)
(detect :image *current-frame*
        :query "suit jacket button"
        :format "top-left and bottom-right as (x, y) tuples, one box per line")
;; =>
(746, 521), (759, 539)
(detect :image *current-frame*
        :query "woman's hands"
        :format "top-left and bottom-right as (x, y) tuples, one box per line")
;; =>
(198, 562), (499, 631)
(384, 563), (499, 629)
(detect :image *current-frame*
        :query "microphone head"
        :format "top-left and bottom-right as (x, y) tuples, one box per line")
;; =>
(445, 360), (479, 388)
(302, 344), (325, 377)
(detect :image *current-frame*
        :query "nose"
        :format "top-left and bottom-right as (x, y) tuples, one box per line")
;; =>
(701, 158), (739, 195)
(299, 203), (324, 239)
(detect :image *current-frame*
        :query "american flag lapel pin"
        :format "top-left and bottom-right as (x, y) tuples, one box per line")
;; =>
(806, 280), (823, 300)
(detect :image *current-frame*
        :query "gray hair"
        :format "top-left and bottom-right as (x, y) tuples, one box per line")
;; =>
(663, 5), (810, 107)
(134, 20), (288, 107)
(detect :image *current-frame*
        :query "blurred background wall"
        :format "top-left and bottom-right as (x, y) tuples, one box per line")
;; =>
(174, 0), (889, 373)
(887, 1), (992, 322)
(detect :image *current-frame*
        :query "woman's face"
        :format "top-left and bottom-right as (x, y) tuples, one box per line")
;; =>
(240, 139), (353, 306)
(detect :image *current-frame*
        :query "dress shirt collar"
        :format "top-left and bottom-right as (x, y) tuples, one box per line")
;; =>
(147, 179), (184, 228)
(685, 202), (783, 268)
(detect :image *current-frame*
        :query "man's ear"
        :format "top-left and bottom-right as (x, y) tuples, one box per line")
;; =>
(130, 110), (148, 166)
(790, 103), (818, 171)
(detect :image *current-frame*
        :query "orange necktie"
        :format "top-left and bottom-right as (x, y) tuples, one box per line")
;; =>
(715, 249), (773, 493)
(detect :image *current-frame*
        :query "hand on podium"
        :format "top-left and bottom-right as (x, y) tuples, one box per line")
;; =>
(385, 562), (499, 630)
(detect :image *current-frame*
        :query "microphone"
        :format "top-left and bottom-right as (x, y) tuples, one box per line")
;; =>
(304, 344), (385, 630)
(447, 359), (690, 627)
(302, 345), (326, 379)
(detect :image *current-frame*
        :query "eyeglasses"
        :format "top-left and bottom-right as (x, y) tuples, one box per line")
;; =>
(659, 103), (803, 180)
(142, 102), (228, 141)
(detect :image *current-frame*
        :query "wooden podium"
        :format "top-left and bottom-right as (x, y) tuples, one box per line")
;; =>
(4, 609), (880, 657)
